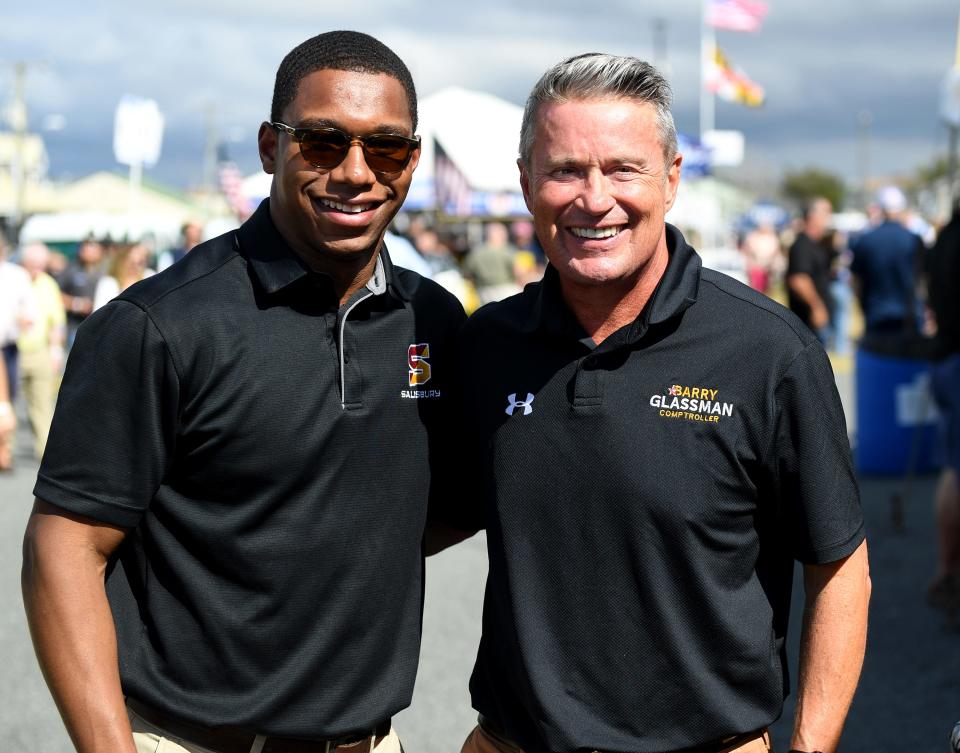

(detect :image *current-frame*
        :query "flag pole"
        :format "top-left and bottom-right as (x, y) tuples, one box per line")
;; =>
(699, 0), (715, 139)
(700, 0), (720, 250)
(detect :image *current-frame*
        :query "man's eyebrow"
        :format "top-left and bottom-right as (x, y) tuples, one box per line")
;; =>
(292, 117), (413, 136)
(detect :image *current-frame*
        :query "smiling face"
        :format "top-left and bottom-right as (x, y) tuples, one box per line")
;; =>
(519, 98), (681, 299)
(258, 68), (419, 274)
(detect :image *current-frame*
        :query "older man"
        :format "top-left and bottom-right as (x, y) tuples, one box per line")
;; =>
(443, 54), (870, 753)
(17, 242), (66, 458)
(23, 30), (463, 753)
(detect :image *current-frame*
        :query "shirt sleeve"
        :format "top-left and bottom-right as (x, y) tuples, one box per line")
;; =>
(34, 299), (180, 528)
(787, 239), (814, 278)
(771, 342), (865, 564)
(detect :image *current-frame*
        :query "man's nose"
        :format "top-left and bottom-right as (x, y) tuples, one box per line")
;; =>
(329, 141), (376, 186)
(577, 170), (616, 215)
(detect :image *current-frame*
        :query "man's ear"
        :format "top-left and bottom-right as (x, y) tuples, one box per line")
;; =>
(518, 159), (533, 214)
(664, 152), (683, 212)
(258, 122), (277, 175)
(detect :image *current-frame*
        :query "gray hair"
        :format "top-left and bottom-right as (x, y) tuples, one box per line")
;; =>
(519, 53), (678, 168)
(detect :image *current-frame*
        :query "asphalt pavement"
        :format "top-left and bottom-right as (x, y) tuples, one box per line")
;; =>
(1, 358), (958, 753)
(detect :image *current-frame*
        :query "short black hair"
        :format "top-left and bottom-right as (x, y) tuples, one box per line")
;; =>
(271, 30), (418, 131)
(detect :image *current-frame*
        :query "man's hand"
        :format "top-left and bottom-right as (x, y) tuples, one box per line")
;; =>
(792, 540), (871, 753)
(787, 273), (829, 331)
(0, 401), (15, 438)
(810, 302), (829, 331)
(22, 499), (136, 753)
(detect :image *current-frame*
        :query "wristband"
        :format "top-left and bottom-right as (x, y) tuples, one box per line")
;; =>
(0, 402), (11, 416)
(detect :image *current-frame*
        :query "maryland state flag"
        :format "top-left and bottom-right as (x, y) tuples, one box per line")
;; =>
(704, 44), (765, 107)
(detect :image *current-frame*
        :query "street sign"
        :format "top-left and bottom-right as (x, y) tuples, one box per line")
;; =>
(113, 96), (164, 167)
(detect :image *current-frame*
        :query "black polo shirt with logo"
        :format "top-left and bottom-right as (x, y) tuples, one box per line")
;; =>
(450, 224), (864, 753)
(35, 200), (465, 739)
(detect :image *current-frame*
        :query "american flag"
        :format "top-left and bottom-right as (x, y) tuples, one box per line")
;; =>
(217, 145), (253, 221)
(706, 0), (768, 32)
(434, 139), (472, 217)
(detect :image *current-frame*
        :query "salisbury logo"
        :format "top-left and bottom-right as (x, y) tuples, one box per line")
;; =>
(649, 383), (734, 424)
(505, 392), (535, 416)
(408, 343), (431, 386)
(401, 344), (441, 399)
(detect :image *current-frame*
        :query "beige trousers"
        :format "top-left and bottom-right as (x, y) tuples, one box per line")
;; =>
(128, 705), (402, 753)
(459, 722), (772, 753)
(18, 347), (56, 458)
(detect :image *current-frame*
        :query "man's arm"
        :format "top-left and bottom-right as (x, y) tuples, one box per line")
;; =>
(22, 498), (136, 753)
(791, 539), (871, 753)
(787, 273), (829, 330)
(0, 355), (14, 438)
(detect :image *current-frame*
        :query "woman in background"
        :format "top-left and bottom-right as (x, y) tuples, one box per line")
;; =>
(93, 242), (155, 311)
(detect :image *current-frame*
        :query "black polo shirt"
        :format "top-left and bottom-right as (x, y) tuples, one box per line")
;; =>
(35, 200), (465, 739)
(449, 225), (863, 753)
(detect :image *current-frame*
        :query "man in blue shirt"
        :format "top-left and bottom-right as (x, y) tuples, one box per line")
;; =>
(850, 186), (923, 337)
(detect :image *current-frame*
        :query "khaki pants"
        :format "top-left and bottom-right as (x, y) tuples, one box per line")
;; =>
(18, 347), (56, 458)
(128, 705), (402, 753)
(459, 722), (772, 753)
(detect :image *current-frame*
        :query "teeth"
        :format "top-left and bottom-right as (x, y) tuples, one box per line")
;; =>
(571, 226), (622, 239)
(319, 198), (373, 213)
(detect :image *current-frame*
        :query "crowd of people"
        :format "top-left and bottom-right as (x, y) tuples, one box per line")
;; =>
(3, 34), (959, 751)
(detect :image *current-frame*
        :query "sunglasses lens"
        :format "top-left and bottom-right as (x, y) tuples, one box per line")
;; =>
(299, 130), (350, 168)
(362, 135), (415, 174)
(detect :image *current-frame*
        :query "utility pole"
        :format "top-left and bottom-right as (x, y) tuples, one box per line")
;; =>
(7, 62), (29, 241)
(652, 18), (669, 75)
(3, 60), (46, 242)
(202, 102), (218, 196)
(856, 109), (873, 210)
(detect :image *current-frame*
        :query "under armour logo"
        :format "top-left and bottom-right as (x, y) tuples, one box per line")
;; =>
(505, 392), (535, 416)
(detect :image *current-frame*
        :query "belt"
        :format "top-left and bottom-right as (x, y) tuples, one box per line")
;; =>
(126, 697), (391, 753)
(478, 715), (765, 753)
(671, 729), (767, 753)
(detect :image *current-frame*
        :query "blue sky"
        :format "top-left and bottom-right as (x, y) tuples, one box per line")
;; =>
(2, 0), (956, 190)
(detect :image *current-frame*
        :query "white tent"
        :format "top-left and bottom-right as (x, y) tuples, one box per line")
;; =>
(240, 86), (528, 215)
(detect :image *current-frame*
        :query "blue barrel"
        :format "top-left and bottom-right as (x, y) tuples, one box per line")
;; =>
(855, 349), (940, 475)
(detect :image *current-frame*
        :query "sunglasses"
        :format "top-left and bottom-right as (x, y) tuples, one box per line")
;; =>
(271, 122), (420, 177)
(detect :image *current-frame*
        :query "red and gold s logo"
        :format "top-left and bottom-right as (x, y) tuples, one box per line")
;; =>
(408, 343), (432, 386)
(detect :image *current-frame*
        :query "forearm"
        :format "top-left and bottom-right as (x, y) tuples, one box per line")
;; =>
(22, 506), (135, 753)
(792, 540), (871, 753)
(787, 274), (825, 310)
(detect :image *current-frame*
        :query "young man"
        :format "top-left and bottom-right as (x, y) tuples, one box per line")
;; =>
(23, 31), (464, 753)
(443, 54), (870, 753)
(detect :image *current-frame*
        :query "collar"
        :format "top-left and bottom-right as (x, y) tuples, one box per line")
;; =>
(236, 199), (410, 303)
(521, 223), (701, 344)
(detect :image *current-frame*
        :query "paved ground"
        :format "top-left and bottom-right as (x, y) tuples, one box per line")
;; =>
(2, 357), (958, 753)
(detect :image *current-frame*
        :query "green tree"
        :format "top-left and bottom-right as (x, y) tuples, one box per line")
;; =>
(781, 168), (846, 210)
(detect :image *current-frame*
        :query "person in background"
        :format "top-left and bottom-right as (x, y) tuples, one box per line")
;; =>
(825, 228), (854, 356)
(58, 236), (103, 347)
(741, 220), (783, 297)
(0, 353), (14, 471)
(0, 237), (37, 470)
(463, 221), (521, 304)
(787, 197), (834, 343)
(157, 221), (203, 271)
(92, 242), (155, 311)
(850, 186), (923, 339)
(926, 208), (960, 611)
(17, 242), (66, 459)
